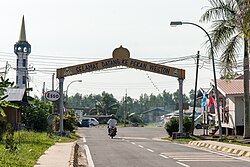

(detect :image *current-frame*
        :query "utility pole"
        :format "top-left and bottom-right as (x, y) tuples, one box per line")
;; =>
(52, 73), (55, 114)
(51, 73), (55, 131)
(42, 82), (45, 102)
(191, 51), (200, 135)
(4, 61), (8, 80)
(124, 89), (127, 127)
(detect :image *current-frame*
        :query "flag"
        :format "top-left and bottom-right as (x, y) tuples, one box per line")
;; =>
(201, 93), (208, 107)
(207, 96), (214, 108)
(42, 82), (45, 95)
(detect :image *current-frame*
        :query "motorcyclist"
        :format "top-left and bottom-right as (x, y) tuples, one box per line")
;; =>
(107, 114), (117, 134)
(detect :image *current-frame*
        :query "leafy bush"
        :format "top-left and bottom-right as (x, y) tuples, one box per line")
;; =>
(0, 117), (8, 141)
(22, 97), (52, 132)
(54, 109), (77, 132)
(0, 77), (18, 141)
(5, 124), (17, 151)
(165, 117), (179, 137)
(63, 114), (76, 132)
(164, 116), (192, 137)
(183, 116), (192, 132)
(128, 113), (143, 124)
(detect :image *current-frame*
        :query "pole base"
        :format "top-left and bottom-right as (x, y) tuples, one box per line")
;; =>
(172, 132), (189, 139)
(54, 131), (70, 137)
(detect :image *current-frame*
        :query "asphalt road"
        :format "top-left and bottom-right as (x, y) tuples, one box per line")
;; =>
(77, 126), (250, 167)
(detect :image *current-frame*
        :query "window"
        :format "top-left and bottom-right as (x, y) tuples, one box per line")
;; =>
(23, 59), (26, 67)
(22, 76), (26, 84)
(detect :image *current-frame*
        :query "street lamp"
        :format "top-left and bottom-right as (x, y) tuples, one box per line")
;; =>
(170, 21), (222, 139)
(66, 80), (82, 109)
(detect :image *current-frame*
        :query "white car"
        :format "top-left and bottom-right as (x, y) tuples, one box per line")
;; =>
(85, 117), (99, 126)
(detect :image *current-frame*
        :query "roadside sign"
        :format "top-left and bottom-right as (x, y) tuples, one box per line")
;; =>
(45, 90), (60, 101)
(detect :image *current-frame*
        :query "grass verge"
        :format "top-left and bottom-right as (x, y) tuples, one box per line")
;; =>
(162, 135), (200, 144)
(0, 131), (80, 167)
(162, 134), (250, 147)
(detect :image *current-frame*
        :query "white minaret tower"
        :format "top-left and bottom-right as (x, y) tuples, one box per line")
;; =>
(14, 16), (31, 89)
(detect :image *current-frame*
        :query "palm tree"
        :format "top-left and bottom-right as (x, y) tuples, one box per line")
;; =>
(0, 77), (16, 117)
(95, 91), (119, 115)
(200, 0), (250, 138)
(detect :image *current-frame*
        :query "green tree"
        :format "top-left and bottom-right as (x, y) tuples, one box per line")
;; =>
(0, 77), (19, 141)
(200, 0), (250, 138)
(162, 90), (176, 110)
(22, 96), (52, 131)
(96, 91), (119, 115)
(173, 89), (189, 109)
(139, 93), (150, 111)
(0, 77), (17, 117)
(68, 93), (102, 110)
(67, 93), (83, 108)
(127, 112), (143, 125)
(189, 89), (201, 107)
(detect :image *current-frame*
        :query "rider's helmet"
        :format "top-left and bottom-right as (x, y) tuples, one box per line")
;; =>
(111, 114), (115, 119)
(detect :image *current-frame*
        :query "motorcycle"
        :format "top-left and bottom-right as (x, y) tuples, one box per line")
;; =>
(108, 127), (117, 139)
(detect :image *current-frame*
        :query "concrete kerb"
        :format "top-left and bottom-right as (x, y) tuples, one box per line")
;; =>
(188, 140), (250, 158)
(69, 141), (79, 167)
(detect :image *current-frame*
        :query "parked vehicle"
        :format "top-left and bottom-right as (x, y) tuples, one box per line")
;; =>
(78, 118), (90, 127)
(77, 117), (99, 127)
(191, 113), (203, 129)
(88, 117), (99, 126)
(188, 112), (203, 129)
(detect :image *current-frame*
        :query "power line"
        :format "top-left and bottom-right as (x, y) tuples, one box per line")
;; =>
(145, 72), (161, 93)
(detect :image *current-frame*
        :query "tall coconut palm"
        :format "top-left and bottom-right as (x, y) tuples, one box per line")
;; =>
(200, 0), (250, 138)
(95, 91), (119, 115)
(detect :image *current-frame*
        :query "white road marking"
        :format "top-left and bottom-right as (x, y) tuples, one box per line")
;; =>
(166, 151), (239, 162)
(184, 144), (250, 162)
(84, 144), (95, 167)
(163, 152), (212, 156)
(83, 137), (86, 143)
(147, 149), (154, 152)
(169, 155), (221, 158)
(173, 157), (235, 160)
(152, 137), (171, 142)
(119, 137), (149, 140)
(179, 159), (237, 162)
(138, 145), (144, 148)
(131, 142), (136, 145)
(159, 154), (169, 159)
(176, 161), (190, 167)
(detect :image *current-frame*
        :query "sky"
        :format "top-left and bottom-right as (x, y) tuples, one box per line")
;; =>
(0, 0), (241, 100)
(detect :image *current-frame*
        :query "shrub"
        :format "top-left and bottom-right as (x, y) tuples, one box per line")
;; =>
(63, 114), (76, 132)
(183, 116), (192, 132)
(165, 117), (179, 137)
(164, 116), (192, 137)
(0, 116), (8, 141)
(5, 124), (17, 151)
(128, 114), (143, 124)
(22, 97), (51, 132)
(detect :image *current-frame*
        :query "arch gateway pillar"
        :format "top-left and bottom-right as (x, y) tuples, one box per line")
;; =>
(58, 77), (64, 133)
(56, 46), (185, 135)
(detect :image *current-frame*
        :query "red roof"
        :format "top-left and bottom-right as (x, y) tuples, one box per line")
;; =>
(216, 79), (250, 96)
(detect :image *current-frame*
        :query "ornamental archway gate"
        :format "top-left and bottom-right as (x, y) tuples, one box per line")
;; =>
(56, 46), (185, 134)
